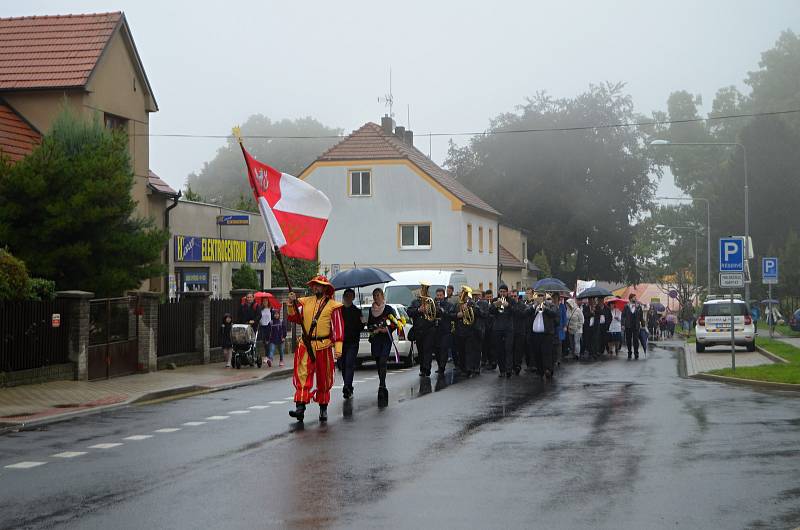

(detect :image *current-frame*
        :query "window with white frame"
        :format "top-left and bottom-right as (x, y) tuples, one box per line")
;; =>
(349, 170), (371, 196)
(399, 223), (431, 249)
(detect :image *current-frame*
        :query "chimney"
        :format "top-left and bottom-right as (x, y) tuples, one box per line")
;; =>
(381, 114), (394, 135)
(394, 125), (405, 141)
(404, 130), (413, 146)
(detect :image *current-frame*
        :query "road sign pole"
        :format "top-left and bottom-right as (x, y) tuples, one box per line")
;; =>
(730, 287), (736, 372)
(768, 283), (774, 339)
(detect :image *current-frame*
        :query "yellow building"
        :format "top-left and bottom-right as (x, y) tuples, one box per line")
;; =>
(0, 12), (174, 291)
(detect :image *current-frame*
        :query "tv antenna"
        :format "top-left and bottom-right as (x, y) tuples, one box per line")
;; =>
(378, 67), (394, 118)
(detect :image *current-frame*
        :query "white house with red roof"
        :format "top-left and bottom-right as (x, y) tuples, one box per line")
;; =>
(299, 116), (501, 291)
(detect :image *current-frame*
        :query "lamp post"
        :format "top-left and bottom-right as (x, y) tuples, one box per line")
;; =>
(650, 140), (750, 304)
(656, 196), (711, 296)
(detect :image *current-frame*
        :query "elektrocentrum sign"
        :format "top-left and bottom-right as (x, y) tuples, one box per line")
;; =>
(174, 235), (268, 263)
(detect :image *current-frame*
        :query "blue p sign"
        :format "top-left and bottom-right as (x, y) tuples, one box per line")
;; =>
(763, 257), (778, 281)
(719, 238), (744, 272)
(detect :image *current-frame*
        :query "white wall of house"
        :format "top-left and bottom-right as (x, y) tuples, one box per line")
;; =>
(304, 163), (497, 288)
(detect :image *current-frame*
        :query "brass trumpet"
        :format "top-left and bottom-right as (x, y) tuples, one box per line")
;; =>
(495, 296), (507, 313)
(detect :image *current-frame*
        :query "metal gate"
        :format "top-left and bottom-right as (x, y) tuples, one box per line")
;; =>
(88, 296), (139, 381)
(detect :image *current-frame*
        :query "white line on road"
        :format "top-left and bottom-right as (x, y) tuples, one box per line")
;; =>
(332, 385), (343, 390)
(268, 401), (286, 405)
(153, 428), (181, 433)
(283, 396), (294, 400)
(365, 377), (377, 380)
(88, 443), (123, 449)
(51, 451), (87, 458)
(248, 405), (270, 410)
(123, 435), (153, 441)
(228, 410), (250, 414)
(182, 421), (207, 426)
(205, 415), (229, 420)
(353, 380), (365, 384)
(4, 461), (47, 469)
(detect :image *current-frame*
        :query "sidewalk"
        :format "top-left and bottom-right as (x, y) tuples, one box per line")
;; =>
(683, 341), (774, 377)
(0, 358), (293, 431)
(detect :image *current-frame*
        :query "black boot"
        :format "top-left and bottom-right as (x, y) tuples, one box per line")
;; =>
(288, 402), (305, 422)
(377, 386), (388, 404)
(319, 404), (328, 422)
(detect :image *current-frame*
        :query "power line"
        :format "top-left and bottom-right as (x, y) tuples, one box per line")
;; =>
(139, 108), (800, 140)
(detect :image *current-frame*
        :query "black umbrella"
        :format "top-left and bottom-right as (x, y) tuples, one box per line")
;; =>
(576, 286), (614, 299)
(533, 277), (570, 293)
(330, 267), (395, 290)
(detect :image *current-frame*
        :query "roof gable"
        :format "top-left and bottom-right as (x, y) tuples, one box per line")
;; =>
(0, 99), (41, 162)
(311, 122), (499, 216)
(499, 245), (525, 269)
(0, 12), (157, 110)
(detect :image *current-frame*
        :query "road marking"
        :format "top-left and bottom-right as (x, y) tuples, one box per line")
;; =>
(88, 443), (123, 449)
(182, 421), (207, 426)
(248, 405), (270, 410)
(283, 396), (294, 400)
(51, 451), (87, 458)
(353, 380), (365, 384)
(365, 377), (377, 380)
(332, 385), (343, 390)
(153, 428), (181, 433)
(205, 415), (229, 420)
(228, 410), (250, 414)
(268, 401), (286, 405)
(123, 435), (153, 441)
(4, 461), (46, 469)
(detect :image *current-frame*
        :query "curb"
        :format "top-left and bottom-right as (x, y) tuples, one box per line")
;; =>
(0, 367), (294, 435)
(756, 345), (791, 365)
(691, 372), (800, 392)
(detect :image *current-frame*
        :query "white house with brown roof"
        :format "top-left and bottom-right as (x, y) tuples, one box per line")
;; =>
(299, 116), (501, 291)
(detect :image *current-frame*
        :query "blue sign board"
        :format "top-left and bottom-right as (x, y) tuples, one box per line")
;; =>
(174, 235), (268, 263)
(719, 237), (744, 272)
(762, 257), (778, 281)
(216, 215), (250, 226)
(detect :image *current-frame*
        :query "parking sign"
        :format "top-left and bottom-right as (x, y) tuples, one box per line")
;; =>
(719, 237), (744, 272)
(762, 257), (778, 284)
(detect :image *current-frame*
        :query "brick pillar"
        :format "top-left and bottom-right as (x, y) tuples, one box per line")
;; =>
(183, 291), (211, 363)
(56, 290), (94, 381)
(129, 291), (160, 372)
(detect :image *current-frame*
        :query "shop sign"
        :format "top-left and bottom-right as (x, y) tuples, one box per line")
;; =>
(174, 235), (268, 263)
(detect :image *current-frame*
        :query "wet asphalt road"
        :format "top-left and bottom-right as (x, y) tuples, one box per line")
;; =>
(1, 344), (799, 530)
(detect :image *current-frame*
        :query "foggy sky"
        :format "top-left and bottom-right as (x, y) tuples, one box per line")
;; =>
(9, 1), (800, 199)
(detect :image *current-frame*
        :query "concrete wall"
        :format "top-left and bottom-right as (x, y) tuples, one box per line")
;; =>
(168, 200), (271, 298)
(304, 162), (497, 288)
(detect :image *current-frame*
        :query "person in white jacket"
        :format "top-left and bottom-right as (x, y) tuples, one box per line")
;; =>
(565, 299), (585, 360)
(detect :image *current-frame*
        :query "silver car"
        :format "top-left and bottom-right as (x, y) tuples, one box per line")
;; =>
(356, 304), (416, 367)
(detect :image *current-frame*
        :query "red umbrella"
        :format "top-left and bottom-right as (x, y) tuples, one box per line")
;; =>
(605, 296), (627, 310)
(242, 292), (281, 309)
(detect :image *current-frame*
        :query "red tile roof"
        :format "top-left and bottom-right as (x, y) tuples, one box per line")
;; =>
(147, 170), (179, 197)
(0, 12), (121, 90)
(0, 100), (40, 161)
(499, 245), (525, 269)
(315, 122), (500, 216)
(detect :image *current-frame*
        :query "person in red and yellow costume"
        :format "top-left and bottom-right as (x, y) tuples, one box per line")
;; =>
(286, 275), (343, 422)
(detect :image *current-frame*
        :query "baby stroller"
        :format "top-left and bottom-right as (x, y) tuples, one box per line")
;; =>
(230, 324), (262, 369)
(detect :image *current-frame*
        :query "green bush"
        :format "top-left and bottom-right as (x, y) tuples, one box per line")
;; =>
(0, 248), (30, 300)
(232, 263), (260, 290)
(27, 277), (56, 301)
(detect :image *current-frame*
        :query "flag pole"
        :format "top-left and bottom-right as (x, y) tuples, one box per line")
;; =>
(234, 127), (316, 363)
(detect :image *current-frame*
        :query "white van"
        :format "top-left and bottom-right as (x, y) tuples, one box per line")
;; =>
(383, 270), (469, 307)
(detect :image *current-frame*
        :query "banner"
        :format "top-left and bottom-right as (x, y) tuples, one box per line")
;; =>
(174, 235), (267, 263)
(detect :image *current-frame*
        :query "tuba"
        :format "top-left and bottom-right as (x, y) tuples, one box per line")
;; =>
(459, 286), (475, 326)
(419, 282), (436, 321)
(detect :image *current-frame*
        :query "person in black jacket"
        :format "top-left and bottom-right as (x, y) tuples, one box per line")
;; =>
(221, 313), (233, 368)
(481, 290), (495, 369)
(489, 284), (516, 378)
(621, 293), (646, 359)
(453, 286), (486, 377)
(432, 287), (457, 375)
(339, 288), (364, 399)
(408, 282), (436, 377)
(367, 288), (397, 404)
(528, 292), (559, 381)
(237, 292), (260, 330)
(511, 291), (530, 375)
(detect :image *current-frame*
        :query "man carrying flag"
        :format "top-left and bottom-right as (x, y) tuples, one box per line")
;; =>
(234, 128), (336, 422)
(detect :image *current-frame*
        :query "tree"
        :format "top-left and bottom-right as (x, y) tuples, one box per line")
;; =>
(0, 248), (29, 301)
(446, 83), (659, 284)
(658, 268), (701, 322)
(532, 250), (551, 278)
(183, 184), (204, 202)
(271, 252), (319, 289)
(187, 116), (342, 208)
(231, 263), (260, 290)
(0, 109), (169, 296)
(779, 231), (800, 297)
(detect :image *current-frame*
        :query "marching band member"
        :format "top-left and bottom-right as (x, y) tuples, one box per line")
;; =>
(481, 290), (495, 370)
(408, 282), (437, 377)
(489, 284), (516, 378)
(528, 292), (559, 382)
(433, 287), (457, 375)
(454, 286), (486, 377)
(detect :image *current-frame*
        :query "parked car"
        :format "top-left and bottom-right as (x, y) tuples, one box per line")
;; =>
(695, 296), (755, 352)
(790, 309), (800, 332)
(356, 304), (416, 367)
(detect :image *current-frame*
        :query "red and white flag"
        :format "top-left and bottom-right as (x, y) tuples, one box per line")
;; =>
(239, 143), (331, 260)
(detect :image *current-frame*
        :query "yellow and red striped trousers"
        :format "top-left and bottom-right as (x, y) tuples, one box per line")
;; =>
(292, 343), (335, 405)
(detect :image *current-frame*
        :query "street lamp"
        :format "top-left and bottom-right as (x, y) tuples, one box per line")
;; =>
(649, 139), (750, 304)
(656, 196), (711, 296)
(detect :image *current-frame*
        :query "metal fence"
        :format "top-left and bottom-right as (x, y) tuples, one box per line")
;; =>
(0, 299), (71, 373)
(157, 300), (195, 356)
(210, 298), (238, 348)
